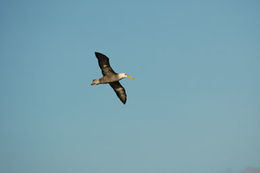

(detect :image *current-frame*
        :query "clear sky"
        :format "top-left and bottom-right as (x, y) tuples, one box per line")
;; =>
(1, 0), (260, 173)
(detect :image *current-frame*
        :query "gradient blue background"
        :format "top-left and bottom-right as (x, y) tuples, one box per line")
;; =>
(1, 0), (260, 173)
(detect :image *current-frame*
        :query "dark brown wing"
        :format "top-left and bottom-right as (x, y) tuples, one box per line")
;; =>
(109, 81), (127, 104)
(95, 52), (116, 76)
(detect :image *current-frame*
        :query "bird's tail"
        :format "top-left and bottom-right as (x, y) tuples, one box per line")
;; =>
(91, 79), (99, 86)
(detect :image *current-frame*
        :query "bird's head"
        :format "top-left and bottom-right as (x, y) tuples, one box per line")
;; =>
(119, 73), (134, 80)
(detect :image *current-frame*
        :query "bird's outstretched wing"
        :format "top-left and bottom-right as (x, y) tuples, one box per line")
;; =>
(95, 52), (116, 76)
(109, 81), (127, 104)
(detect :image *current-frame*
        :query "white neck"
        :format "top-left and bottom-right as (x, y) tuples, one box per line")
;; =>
(118, 73), (126, 79)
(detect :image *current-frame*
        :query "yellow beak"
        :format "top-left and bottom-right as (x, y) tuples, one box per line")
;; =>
(126, 74), (134, 79)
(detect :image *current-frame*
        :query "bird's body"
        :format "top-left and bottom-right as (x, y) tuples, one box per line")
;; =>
(91, 73), (125, 85)
(91, 52), (134, 104)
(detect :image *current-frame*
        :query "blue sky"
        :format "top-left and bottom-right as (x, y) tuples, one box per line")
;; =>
(0, 0), (260, 173)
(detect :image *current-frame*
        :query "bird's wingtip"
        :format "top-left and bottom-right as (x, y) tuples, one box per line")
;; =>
(95, 52), (104, 58)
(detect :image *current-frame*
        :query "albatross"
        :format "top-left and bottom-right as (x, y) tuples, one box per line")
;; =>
(91, 52), (134, 104)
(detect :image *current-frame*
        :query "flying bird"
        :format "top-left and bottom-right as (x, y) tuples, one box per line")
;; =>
(91, 52), (134, 104)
